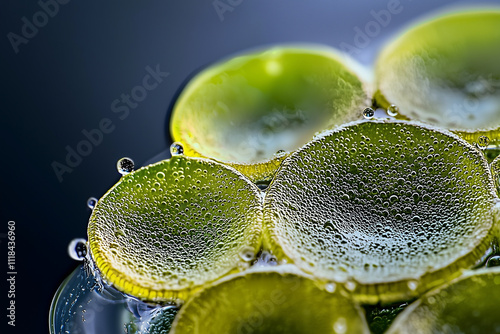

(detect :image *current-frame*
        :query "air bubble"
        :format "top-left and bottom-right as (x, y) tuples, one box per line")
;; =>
(68, 238), (87, 261)
(325, 283), (336, 293)
(239, 247), (255, 262)
(117, 157), (135, 175)
(387, 104), (399, 117)
(275, 150), (287, 158)
(170, 142), (184, 156)
(87, 197), (97, 210)
(407, 280), (418, 291)
(333, 317), (347, 334)
(477, 136), (490, 150)
(486, 255), (500, 268)
(344, 281), (356, 291)
(362, 108), (375, 120)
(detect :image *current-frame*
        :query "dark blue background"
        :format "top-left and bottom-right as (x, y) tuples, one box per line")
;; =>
(1, 0), (496, 332)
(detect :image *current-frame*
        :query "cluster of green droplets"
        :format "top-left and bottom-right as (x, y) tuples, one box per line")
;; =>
(50, 7), (500, 334)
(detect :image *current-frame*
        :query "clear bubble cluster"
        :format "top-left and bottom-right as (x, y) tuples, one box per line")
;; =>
(265, 120), (496, 298)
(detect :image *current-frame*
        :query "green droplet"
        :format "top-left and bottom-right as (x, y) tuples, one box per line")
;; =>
(88, 156), (262, 302)
(265, 120), (497, 304)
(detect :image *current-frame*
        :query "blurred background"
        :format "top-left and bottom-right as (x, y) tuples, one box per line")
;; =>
(1, 0), (497, 332)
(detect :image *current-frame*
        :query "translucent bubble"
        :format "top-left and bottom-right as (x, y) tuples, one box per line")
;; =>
(239, 247), (255, 262)
(170, 142), (184, 156)
(344, 281), (357, 292)
(407, 280), (418, 291)
(387, 104), (399, 117)
(117, 157), (135, 175)
(486, 255), (500, 268)
(87, 197), (98, 210)
(255, 181), (270, 191)
(477, 136), (490, 150)
(275, 150), (287, 158)
(333, 317), (347, 334)
(362, 108), (375, 120)
(325, 283), (336, 293)
(68, 238), (87, 261)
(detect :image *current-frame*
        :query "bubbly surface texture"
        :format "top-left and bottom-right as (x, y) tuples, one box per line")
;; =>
(265, 120), (497, 302)
(88, 156), (263, 301)
(387, 268), (500, 333)
(375, 10), (500, 134)
(170, 268), (370, 334)
(171, 46), (369, 168)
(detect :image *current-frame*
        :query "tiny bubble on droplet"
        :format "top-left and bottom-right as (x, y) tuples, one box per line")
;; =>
(87, 197), (97, 210)
(486, 255), (500, 267)
(117, 157), (134, 175)
(170, 142), (184, 156)
(407, 280), (418, 291)
(325, 283), (336, 293)
(68, 238), (87, 261)
(387, 104), (399, 117)
(275, 150), (287, 158)
(477, 136), (490, 149)
(363, 108), (375, 120)
(333, 317), (347, 334)
(239, 247), (255, 262)
(344, 281), (356, 291)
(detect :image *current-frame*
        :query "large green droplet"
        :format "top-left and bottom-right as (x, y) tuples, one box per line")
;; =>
(265, 120), (498, 303)
(375, 9), (500, 145)
(387, 268), (500, 333)
(170, 267), (370, 334)
(88, 156), (263, 302)
(171, 45), (370, 181)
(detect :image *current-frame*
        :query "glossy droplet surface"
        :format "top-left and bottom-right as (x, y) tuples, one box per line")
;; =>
(387, 268), (500, 333)
(170, 142), (184, 156)
(170, 46), (369, 180)
(387, 104), (399, 117)
(87, 197), (98, 210)
(486, 255), (500, 268)
(477, 135), (490, 149)
(117, 157), (135, 175)
(50, 265), (135, 334)
(265, 120), (497, 303)
(68, 238), (87, 261)
(375, 10), (500, 137)
(490, 154), (500, 196)
(363, 108), (375, 119)
(169, 268), (370, 334)
(88, 156), (263, 301)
